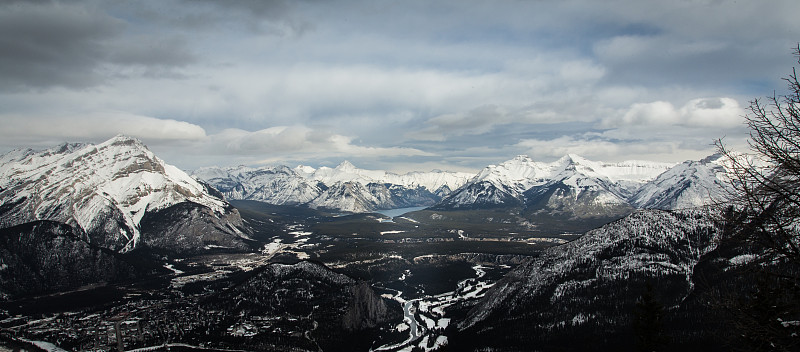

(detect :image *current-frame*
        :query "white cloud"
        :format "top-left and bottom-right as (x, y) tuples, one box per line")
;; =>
(604, 97), (744, 128)
(515, 135), (715, 163)
(210, 125), (434, 162)
(679, 97), (745, 127)
(517, 136), (627, 160)
(0, 112), (206, 146)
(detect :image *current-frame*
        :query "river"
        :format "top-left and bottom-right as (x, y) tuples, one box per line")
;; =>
(372, 265), (494, 352)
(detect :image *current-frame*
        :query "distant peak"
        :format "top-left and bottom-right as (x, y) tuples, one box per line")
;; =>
(295, 165), (316, 174)
(559, 154), (588, 164)
(699, 152), (725, 164)
(504, 155), (533, 165)
(336, 160), (357, 170)
(104, 134), (145, 148)
(50, 142), (86, 154)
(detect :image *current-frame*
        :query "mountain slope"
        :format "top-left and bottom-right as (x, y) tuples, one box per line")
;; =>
(308, 181), (381, 213)
(0, 135), (250, 254)
(204, 261), (401, 351)
(0, 220), (163, 300)
(631, 154), (731, 209)
(453, 208), (724, 350)
(192, 165), (322, 205)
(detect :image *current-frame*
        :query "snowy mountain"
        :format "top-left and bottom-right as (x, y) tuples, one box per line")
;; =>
(308, 181), (380, 213)
(195, 161), (470, 213)
(192, 165), (323, 205)
(197, 153), (732, 215)
(297, 161), (473, 193)
(0, 135), (250, 254)
(630, 153), (731, 209)
(435, 154), (675, 216)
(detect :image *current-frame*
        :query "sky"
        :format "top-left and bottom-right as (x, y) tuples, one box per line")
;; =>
(1, 0), (799, 173)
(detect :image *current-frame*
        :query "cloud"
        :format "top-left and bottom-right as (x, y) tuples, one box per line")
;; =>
(177, 0), (312, 35)
(412, 105), (509, 141)
(515, 135), (713, 163)
(517, 136), (628, 160)
(603, 97), (745, 128)
(0, 1), (200, 92)
(0, 0), (796, 173)
(211, 125), (434, 162)
(0, 2), (122, 90)
(0, 112), (206, 146)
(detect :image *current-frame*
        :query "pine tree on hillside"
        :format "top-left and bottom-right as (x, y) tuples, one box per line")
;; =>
(633, 282), (668, 352)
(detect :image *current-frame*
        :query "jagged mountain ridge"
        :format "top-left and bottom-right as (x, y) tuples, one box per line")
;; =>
(192, 165), (323, 206)
(194, 161), (472, 213)
(436, 154), (732, 216)
(196, 153), (733, 215)
(0, 135), (250, 254)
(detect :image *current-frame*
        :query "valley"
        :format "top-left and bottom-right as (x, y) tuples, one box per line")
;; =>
(0, 201), (543, 351)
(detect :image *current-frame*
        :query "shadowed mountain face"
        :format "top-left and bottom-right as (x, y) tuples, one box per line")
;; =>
(0, 220), (156, 300)
(203, 261), (401, 351)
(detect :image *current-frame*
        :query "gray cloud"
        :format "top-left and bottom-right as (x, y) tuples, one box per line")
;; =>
(0, 1), (202, 91)
(0, 2), (122, 90)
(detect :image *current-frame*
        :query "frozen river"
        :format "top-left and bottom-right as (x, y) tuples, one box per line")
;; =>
(372, 265), (494, 352)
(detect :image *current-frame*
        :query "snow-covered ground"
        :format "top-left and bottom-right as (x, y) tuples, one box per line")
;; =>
(373, 265), (495, 352)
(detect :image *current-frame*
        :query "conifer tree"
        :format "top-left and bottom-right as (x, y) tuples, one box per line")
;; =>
(633, 282), (667, 352)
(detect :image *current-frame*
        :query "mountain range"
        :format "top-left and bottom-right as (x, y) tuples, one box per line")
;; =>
(192, 162), (473, 213)
(0, 135), (734, 250)
(195, 153), (732, 216)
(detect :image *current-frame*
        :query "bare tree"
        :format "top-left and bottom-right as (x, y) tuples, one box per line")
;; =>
(715, 44), (800, 352)
(717, 44), (800, 268)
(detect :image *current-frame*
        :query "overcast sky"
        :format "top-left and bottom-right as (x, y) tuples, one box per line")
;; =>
(1, 0), (799, 172)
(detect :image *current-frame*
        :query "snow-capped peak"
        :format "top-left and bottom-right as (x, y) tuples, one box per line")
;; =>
(294, 165), (316, 176)
(336, 160), (357, 171)
(104, 134), (145, 147)
(630, 153), (732, 209)
(472, 154), (549, 189)
(0, 135), (236, 252)
(439, 154), (678, 210)
(558, 153), (590, 165)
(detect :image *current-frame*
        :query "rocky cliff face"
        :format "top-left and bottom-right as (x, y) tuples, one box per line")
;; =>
(208, 261), (401, 351)
(342, 281), (394, 331)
